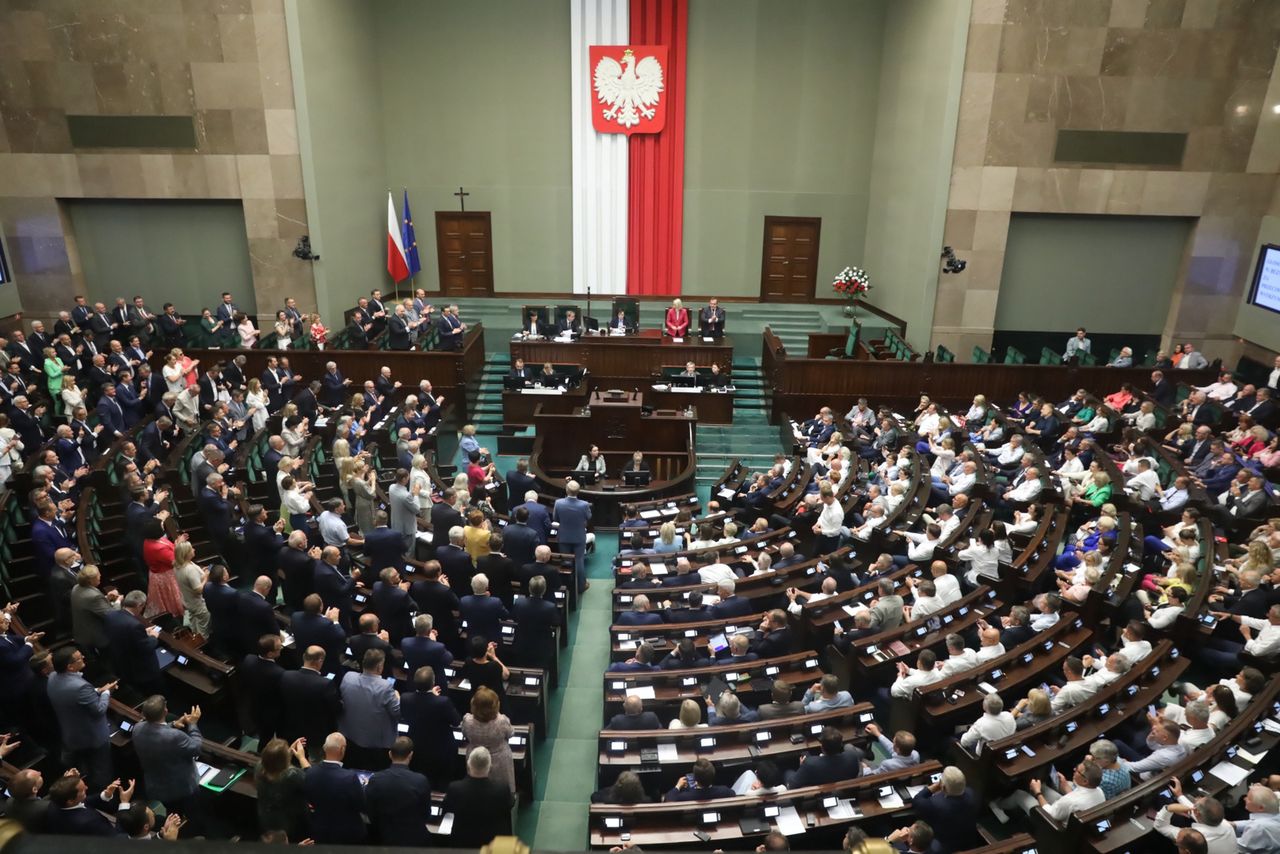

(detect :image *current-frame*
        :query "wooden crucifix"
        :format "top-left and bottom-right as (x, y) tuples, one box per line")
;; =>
(454, 186), (470, 211)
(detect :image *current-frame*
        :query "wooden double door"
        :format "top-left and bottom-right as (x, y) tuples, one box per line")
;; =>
(760, 216), (820, 302)
(435, 211), (494, 296)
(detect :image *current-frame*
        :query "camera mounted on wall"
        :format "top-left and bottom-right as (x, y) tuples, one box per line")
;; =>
(293, 235), (320, 262)
(940, 245), (966, 274)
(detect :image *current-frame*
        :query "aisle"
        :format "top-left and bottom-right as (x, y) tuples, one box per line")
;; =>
(516, 541), (617, 848)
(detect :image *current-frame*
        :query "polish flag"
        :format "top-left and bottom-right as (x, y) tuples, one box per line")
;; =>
(386, 191), (410, 283)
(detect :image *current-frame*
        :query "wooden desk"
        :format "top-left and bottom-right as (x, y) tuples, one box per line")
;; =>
(647, 384), (735, 424)
(511, 329), (733, 386)
(502, 382), (590, 425)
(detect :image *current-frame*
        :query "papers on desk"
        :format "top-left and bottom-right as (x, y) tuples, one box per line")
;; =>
(774, 805), (805, 836)
(436, 813), (455, 836)
(904, 785), (926, 799)
(619, 640), (638, 651)
(640, 509), (662, 519)
(718, 487), (736, 500)
(196, 761), (213, 779)
(280, 630), (295, 648)
(650, 563), (668, 576)
(1237, 746), (1268, 765)
(877, 790), (905, 809)
(658, 743), (680, 762)
(1261, 718), (1280, 734)
(1208, 760), (1251, 787)
(842, 605), (861, 618)
(314, 416), (329, 428)
(625, 685), (656, 700)
(732, 769), (759, 795)
(825, 799), (859, 820)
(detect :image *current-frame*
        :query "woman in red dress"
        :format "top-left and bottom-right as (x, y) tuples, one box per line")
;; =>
(664, 298), (690, 338)
(141, 518), (187, 620)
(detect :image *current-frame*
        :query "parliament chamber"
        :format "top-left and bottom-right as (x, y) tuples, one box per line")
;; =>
(3, 1), (1280, 853)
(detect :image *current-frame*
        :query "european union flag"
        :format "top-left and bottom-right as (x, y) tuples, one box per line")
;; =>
(402, 189), (421, 277)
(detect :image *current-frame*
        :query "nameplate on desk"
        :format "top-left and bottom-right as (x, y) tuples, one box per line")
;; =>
(521, 388), (565, 396)
(672, 337), (684, 343)
(665, 385), (703, 394)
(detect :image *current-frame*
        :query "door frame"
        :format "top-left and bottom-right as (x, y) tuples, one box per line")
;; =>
(759, 215), (822, 303)
(434, 211), (495, 296)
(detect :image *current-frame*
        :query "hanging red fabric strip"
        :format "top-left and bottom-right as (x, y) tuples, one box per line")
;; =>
(627, 0), (687, 296)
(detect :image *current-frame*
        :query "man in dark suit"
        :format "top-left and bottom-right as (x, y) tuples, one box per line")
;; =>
(386, 305), (412, 351)
(94, 383), (126, 440)
(365, 736), (432, 846)
(279, 646), (342, 750)
(995, 608), (1035, 650)
(506, 458), (537, 505)
(362, 512), (406, 574)
(521, 493), (553, 544)
(278, 531), (318, 613)
(400, 666), (461, 782)
(113, 375), (144, 428)
(238, 634), (284, 744)
(616, 594), (664, 626)
(429, 492), (465, 545)
(236, 576), (280, 658)
(436, 527), (474, 594)
(314, 546), (360, 631)
(750, 609), (793, 658)
(503, 508), (541, 568)
(131, 694), (203, 818)
(243, 505), (286, 597)
(557, 309), (583, 336)
(346, 309), (371, 349)
(605, 695), (662, 730)
(156, 303), (184, 347)
(370, 566), (415, 645)
(784, 727), (863, 786)
(197, 474), (237, 558)
(347, 612), (395, 668)
(512, 576), (560, 671)
(910, 767), (980, 853)
(508, 357), (532, 384)
(662, 590), (711, 623)
(304, 732), (366, 844)
(444, 746), (515, 847)
(459, 575), (510, 644)
(320, 361), (350, 407)
(698, 298), (726, 338)
(103, 591), (162, 696)
(409, 561), (461, 651)
(436, 305), (465, 351)
(136, 417), (173, 466)
(401, 614), (454, 685)
(290, 595), (347, 673)
(44, 773), (132, 837)
(518, 544), (565, 598)
(201, 565), (240, 658)
(708, 580), (753, 620)
(663, 758), (736, 801)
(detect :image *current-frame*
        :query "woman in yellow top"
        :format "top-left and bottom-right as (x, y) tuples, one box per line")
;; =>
(463, 508), (492, 565)
(42, 347), (66, 413)
(1153, 560), (1198, 605)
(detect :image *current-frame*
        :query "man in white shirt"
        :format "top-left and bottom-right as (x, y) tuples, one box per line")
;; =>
(1158, 476), (1191, 513)
(811, 485), (848, 553)
(1049, 657), (1097, 714)
(851, 504), (887, 540)
(974, 626), (1005, 662)
(1201, 603), (1280, 670)
(1125, 458), (1162, 503)
(907, 580), (943, 621)
(1002, 467), (1043, 503)
(1092, 621), (1153, 668)
(931, 461), (977, 505)
(924, 559), (962, 606)
(1153, 783), (1238, 854)
(1197, 371), (1238, 402)
(697, 560), (738, 587)
(889, 650), (944, 699)
(998, 760), (1105, 824)
(959, 693), (1015, 753)
(938, 633), (978, 676)
(896, 524), (941, 567)
(1080, 653), (1130, 692)
(921, 502), (961, 541)
(988, 434), (1024, 470)
(785, 577), (837, 616)
(1030, 593), (1062, 631)
(1177, 701), (1215, 749)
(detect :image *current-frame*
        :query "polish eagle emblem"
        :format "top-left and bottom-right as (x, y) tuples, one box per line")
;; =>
(592, 47), (666, 134)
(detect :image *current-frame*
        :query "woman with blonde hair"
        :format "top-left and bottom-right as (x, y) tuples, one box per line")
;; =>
(173, 539), (210, 637)
(409, 453), (431, 495)
(461, 686), (516, 793)
(663, 297), (689, 338)
(336, 454), (359, 508)
(59, 375), (84, 420)
(244, 377), (269, 433)
(668, 698), (707, 730)
(653, 521), (684, 554)
(1013, 688), (1052, 730)
(349, 459), (377, 534)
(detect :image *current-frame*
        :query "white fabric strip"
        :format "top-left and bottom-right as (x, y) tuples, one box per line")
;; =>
(571, 0), (629, 297)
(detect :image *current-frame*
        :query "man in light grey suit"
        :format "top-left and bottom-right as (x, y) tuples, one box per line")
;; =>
(338, 648), (401, 771)
(553, 480), (592, 594)
(132, 694), (202, 818)
(70, 565), (117, 656)
(47, 645), (116, 789)
(1212, 474), (1269, 526)
(388, 468), (422, 553)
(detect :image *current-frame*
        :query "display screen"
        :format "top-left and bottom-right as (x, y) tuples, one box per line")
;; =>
(1248, 244), (1280, 314)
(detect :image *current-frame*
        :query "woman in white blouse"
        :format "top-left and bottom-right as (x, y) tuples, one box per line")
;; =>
(245, 378), (269, 433)
(235, 313), (259, 349)
(959, 529), (1000, 586)
(162, 352), (187, 394)
(0, 414), (23, 485)
(668, 699), (708, 730)
(1008, 503), (1040, 536)
(59, 375), (85, 420)
(281, 416), (308, 457)
(409, 453), (432, 495)
(928, 436), (956, 480)
(273, 311), (294, 349)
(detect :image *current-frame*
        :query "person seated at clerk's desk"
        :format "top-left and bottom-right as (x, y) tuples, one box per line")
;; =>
(608, 309), (633, 334)
(678, 361), (700, 380)
(664, 298), (690, 338)
(699, 297), (725, 339)
(705, 363), (728, 389)
(624, 451), (649, 475)
(523, 309), (545, 338)
(509, 358), (532, 384)
(557, 310), (583, 337)
(536, 362), (561, 387)
(576, 444), (607, 477)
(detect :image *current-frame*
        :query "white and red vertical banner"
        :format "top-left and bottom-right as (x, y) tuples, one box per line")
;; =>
(572, 0), (687, 298)
(571, 0), (631, 296)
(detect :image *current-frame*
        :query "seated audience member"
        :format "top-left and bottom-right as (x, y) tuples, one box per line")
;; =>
(664, 758), (733, 801)
(606, 695), (661, 731)
(784, 726), (862, 787)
